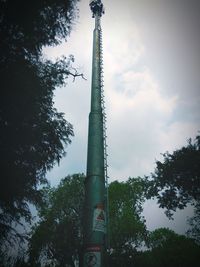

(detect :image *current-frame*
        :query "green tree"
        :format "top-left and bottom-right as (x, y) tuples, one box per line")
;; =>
(108, 178), (147, 266)
(29, 176), (148, 267)
(29, 174), (85, 267)
(0, 0), (81, 252)
(146, 228), (200, 267)
(187, 202), (200, 243)
(133, 228), (200, 267)
(147, 134), (200, 241)
(0, 0), (79, 57)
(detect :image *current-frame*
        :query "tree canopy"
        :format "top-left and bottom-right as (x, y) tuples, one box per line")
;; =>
(133, 228), (200, 267)
(148, 135), (200, 213)
(0, 0), (80, 252)
(147, 134), (200, 241)
(0, 0), (78, 57)
(108, 178), (147, 266)
(3, 172), (198, 267)
(27, 175), (148, 267)
(29, 174), (85, 267)
(109, 178), (147, 247)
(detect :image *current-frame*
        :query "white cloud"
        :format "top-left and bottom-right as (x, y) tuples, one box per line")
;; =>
(46, 0), (200, 233)
(158, 121), (200, 154)
(143, 199), (194, 235)
(104, 48), (178, 180)
(46, 0), (200, 184)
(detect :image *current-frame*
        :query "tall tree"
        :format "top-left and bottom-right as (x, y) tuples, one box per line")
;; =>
(146, 228), (200, 267)
(147, 134), (200, 240)
(108, 228), (200, 267)
(187, 202), (200, 243)
(0, 0), (78, 58)
(28, 175), (148, 266)
(0, 0), (80, 253)
(108, 178), (147, 266)
(29, 174), (85, 267)
(132, 228), (200, 267)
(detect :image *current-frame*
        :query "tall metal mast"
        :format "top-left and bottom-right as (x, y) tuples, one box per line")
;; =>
(83, 1), (108, 266)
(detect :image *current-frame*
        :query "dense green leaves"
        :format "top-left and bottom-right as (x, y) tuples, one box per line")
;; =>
(147, 134), (200, 242)
(0, 0), (78, 58)
(0, 55), (76, 252)
(0, 0), (79, 254)
(149, 135), (200, 215)
(11, 172), (200, 267)
(108, 178), (147, 266)
(148, 228), (200, 267)
(133, 228), (200, 267)
(187, 202), (200, 243)
(29, 174), (85, 267)
(28, 175), (148, 266)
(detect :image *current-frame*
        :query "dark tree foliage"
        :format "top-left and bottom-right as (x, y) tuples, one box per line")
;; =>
(0, 0), (79, 252)
(108, 178), (147, 266)
(29, 174), (85, 267)
(0, 0), (78, 58)
(146, 134), (200, 242)
(147, 135), (200, 217)
(148, 228), (200, 267)
(133, 228), (200, 267)
(187, 202), (200, 243)
(28, 175), (148, 267)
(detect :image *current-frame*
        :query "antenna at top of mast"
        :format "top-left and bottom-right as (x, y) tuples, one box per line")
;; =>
(89, 0), (105, 18)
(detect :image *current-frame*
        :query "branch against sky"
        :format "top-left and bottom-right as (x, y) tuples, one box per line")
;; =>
(0, 0), (80, 258)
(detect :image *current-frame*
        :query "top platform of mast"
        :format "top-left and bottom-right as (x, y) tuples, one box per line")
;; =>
(89, 0), (105, 17)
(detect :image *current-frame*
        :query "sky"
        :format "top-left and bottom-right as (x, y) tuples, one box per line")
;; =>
(43, 0), (200, 234)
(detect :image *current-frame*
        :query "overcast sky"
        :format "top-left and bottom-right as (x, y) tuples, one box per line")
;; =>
(43, 0), (200, 234)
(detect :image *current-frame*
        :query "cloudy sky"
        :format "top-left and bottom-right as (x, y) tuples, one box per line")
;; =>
(43, 0), (200, 233)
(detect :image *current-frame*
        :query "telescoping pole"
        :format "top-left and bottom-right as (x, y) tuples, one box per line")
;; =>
(83, 1), (107, 267)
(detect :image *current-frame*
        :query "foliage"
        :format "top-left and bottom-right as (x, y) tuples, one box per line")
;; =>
(132, 228), (200, 267)
(0, 0), (80, 252)
(0, 56), (75, 248)
(147, 228), (200, 267)
(146, 134), (200, 242)
(148, 135), (200, 214)
(0, 0), (79, 58)
(29, 174), (85, 267)
(108, 178), (147, 266)
(28, 175), (149, 266)
(187, 202), (200, 243)
(26, 174), (200, 267)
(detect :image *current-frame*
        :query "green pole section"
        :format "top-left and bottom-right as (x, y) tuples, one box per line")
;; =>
(83, 1), (106, 267)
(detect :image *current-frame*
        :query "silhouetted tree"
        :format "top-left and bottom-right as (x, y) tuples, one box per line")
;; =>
(147, 228), (200, 267)
(147, 134), (200, 242)
(0, 0), (80, 257)
(108, 178), (147, 266)
(133, 228), (200, 267)
(29, 174), (85, 267)
(29, 175), (148, 267)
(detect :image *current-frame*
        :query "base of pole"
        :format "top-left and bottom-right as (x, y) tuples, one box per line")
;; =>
(83, 246), (101, 267)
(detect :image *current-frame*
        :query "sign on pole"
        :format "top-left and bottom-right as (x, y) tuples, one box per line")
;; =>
(84, 246), (101, 267)
(93, 204), (106, 233)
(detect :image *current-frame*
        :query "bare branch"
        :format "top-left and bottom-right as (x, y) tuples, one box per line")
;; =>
(67, 68), (87, 82)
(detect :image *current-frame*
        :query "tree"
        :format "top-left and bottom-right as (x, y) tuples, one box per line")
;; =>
(132, 228), (200, 267)
(0, 0), (81, 255)
(146, 228), (200, 267)
(28, 175), (148, 267)
(147, 134), (200, 240)
(0, 0), (79, 58)
(108, 178), (147, 266)
(29, 174), (85, 267)
(187, 202), (200, 243)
